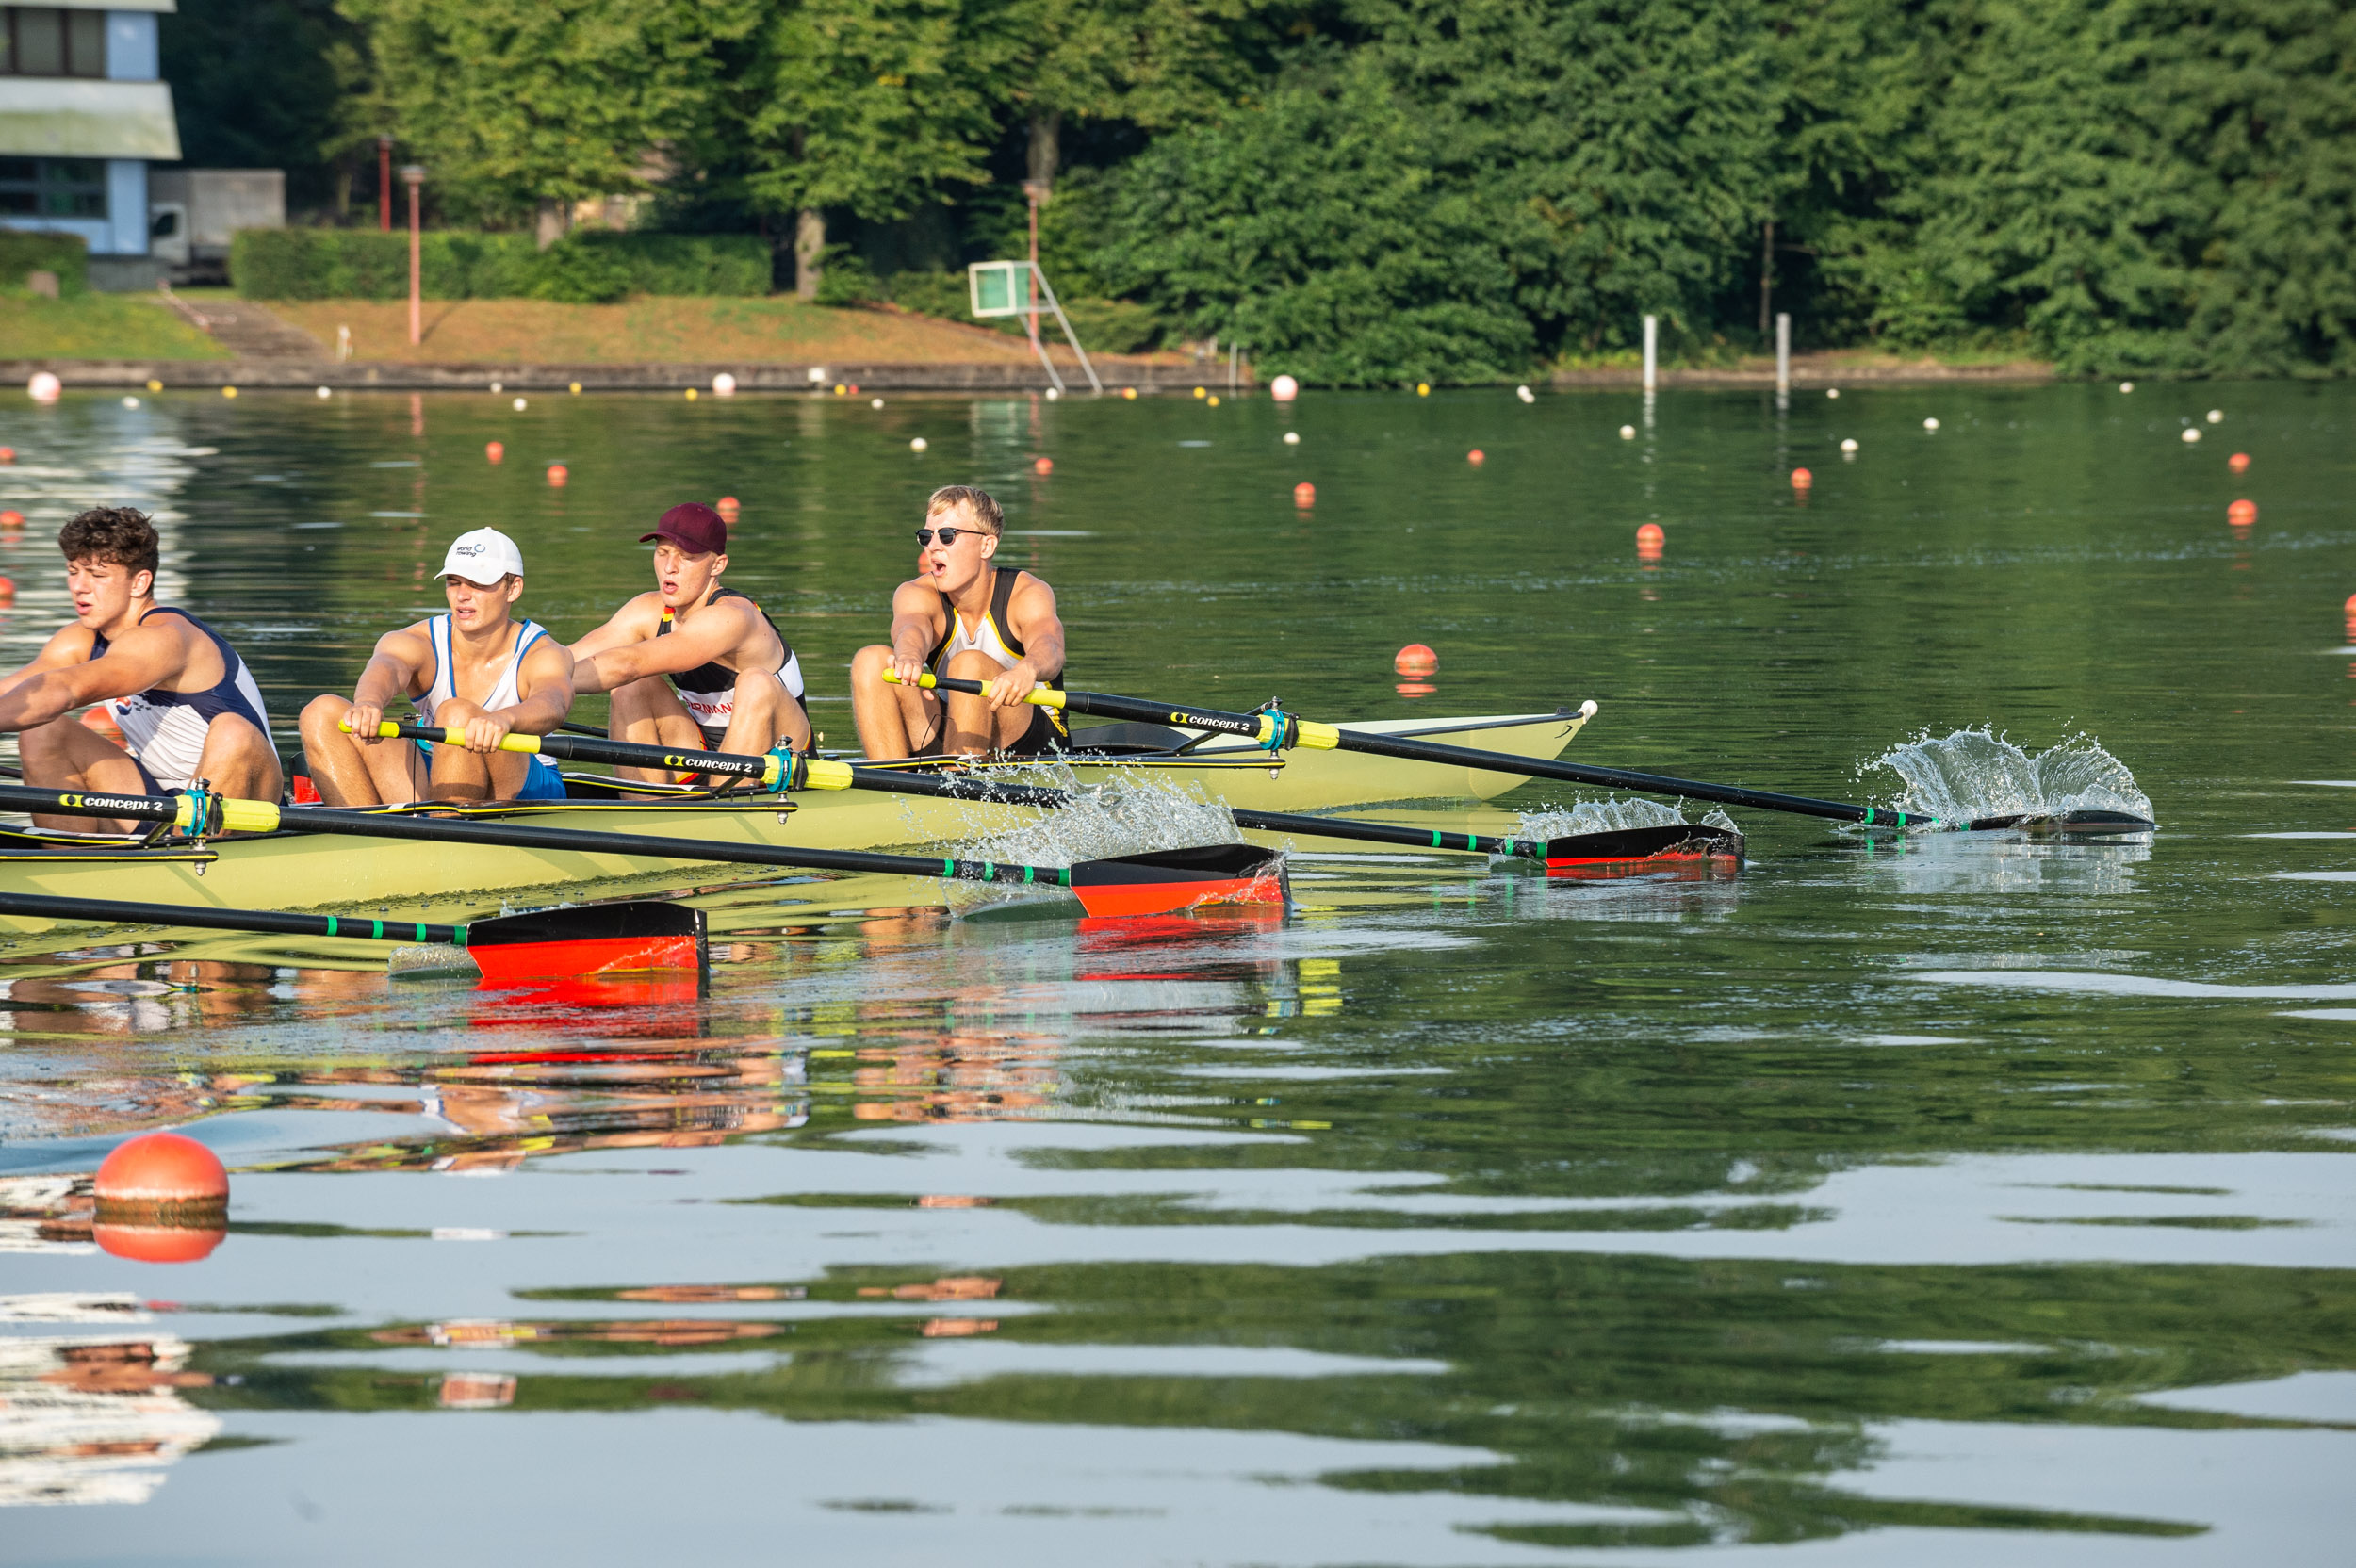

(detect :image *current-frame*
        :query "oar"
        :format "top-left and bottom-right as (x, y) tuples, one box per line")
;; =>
(380, 721), (1744, 875)
(0, 781), (1283, 921)
(0, 890), (704, 984)
(890, 674), (2154, 835)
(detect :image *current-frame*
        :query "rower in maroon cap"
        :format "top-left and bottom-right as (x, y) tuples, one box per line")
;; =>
(567, 502), (810, 787)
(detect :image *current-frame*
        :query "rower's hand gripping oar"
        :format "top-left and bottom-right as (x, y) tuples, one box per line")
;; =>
(377, 720), (1741, 875)
(886, 672), (2153, 835)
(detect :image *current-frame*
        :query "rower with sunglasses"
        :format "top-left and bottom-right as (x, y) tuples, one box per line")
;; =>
(566, 502), (810, 787)
(850, 484), (1069, 760)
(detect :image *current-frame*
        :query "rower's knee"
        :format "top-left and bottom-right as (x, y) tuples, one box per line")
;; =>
(299, 694), (352, 747)
(850, 645), (893, 689)
(942, 649), (998, 684)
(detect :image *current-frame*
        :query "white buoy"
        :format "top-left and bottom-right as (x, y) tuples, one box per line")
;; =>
(1045, 387), (1060, 400)
(1270, 374), (1300, 401)
(2181, 427), (2201, 443)
(1618, 424), (1636, 439)
(315, 385), (333, 400)
(1283, 432), (1300, 446)
(26, 372), (60, 402)
(1841, 438), (1859, 453)
(1515, 384), (1534, 403)
(712, 372), (737, 397)
(1923, 416), (1939, 431)
(871, 398), (884, 409)
(2119, 381), (2135, 393)
(2206, 408), (2223, 423)
(122, 396), (139, 409)
(490, 381), (503, 395)
(1826, 388), (1841, 400)
(512, 397), (528, 412)
(909, 436), (927, 452)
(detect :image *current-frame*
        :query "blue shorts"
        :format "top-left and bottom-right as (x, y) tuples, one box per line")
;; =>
(414, 742), (567, 802)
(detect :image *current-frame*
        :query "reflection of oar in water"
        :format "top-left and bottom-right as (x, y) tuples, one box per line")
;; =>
(383, 722), (1742, 874)
(0, 887), (704, 983)
(891, 674), (2156, 835)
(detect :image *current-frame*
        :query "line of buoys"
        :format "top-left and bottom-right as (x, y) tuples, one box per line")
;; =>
(2181, 427), (2201, 444)
(1792, 466), (1813, 489)
(25, 371), (60, 402)
(1271, 374), (1299, 401)
(1467, 449), (1484, 466)
(2229, 451), (2251, 473)
(93, 1132), (228, 1259)
(1395, 644), (1438, 677)
(546, 463), (568, 486)
(2228, 499), (2258, 527)
(484, 441), (503, 464)
(1636, 522), (1664, 561)
(1293, 482), (1315, 507)
(1033, 456), (1054, 475)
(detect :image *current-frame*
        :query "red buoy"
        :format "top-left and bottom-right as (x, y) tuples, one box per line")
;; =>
(2228, 498), (2257, 528)
(1636, 522), (1665, 561)
(0, 446), (14, 464)
(0, 575), (14, 606)
(1395, 644), (1438, 678)
(547, 464), (568, 487)
(1293, 482), (1316, 507)
(96, 1132), (227, 1217)
(0, 510), (21, 531)
(1466, 449), (1485, 466)
(484, 441), (503, 464)
(1033, 456), (1054, 476)
(2228, 451), (2250, 474)
(94, 1221), (226, 1264)
(1791, 467), (1813, 488)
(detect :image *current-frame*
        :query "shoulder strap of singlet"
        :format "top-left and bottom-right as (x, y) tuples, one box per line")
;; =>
(989, 568), (1025, 658)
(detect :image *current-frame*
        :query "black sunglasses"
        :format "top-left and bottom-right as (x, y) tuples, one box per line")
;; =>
(915, 526), (988, 547)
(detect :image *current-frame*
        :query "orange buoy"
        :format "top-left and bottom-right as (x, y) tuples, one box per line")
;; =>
(1791, 467), (1813, 488)
(0, 510), (22, 530)
(96, 1132), (227, 1217)
(82, 706), (123, 741)
(0, 446), (14, 464)
(1636, 522), (1665, 561)
(2345, 592), (2356, 617)
(1466, 449), (1484, 466)
(94, 1220), (227, 1264)
(2229, 451), (2251, 474)
(0, 575), (14, 606)
(2228, 498), (2257, 527)
(715, 496), (740, 520)
(484, 441), (504, 464)
(1395, 644), (1439, 678)
(1293, 482), (1316, 507)
(1033, 456), (1054, 476)
(547, 464), (568, 487)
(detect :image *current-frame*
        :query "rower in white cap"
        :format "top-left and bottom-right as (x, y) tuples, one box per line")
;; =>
(297, 527), (576, 806)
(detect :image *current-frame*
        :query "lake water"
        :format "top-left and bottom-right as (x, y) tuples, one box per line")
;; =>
(0, 380), (2350, 1563)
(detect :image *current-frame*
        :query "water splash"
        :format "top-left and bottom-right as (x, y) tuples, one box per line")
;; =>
(1517, 797), (1739, 840)
(1865, 728), (2153, 828)
(924, 768), (1247, 910)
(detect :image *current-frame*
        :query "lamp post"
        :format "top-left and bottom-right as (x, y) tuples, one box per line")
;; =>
(401, 165), (425, 347)
(377, 137), (393, 232)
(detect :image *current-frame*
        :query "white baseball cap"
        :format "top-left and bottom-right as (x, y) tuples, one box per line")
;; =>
(440, 527), (524, 585)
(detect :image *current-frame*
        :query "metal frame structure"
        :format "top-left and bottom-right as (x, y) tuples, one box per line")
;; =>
(968, 259), (1104, 395)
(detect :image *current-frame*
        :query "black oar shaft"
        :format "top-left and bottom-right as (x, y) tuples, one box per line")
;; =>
(921, 678), (1918, 828)
(0, 890), (463, 944)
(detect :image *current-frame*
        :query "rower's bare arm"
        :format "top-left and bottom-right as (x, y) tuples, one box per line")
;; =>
(0, 619), (187, 733)
(989, 576), (1065, 708)
(507, 639), (577, 738)
(345, 628), (431, 746)
(0, 625), (100, 706)
(885, 580), (945, 688)
(580, 599), (748, 691)
(564, 597), (658, 690)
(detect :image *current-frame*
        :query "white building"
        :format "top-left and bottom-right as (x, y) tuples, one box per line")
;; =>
(0, 0), (179, 286)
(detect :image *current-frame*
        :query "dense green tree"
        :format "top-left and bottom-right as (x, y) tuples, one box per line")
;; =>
(161, 0), (374, 215)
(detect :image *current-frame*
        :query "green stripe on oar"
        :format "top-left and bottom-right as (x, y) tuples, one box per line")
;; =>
(898, 674), (2155, 834)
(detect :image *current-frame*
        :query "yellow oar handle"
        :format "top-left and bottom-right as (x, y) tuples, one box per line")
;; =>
(882, 669), (1341, 750)
(347, 718), (547, 755)
(344, 717), (853, 792)
(884, 668), (1067, 710)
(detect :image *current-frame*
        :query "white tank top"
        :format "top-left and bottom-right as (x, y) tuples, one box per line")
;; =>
(416, 614), (548, 719)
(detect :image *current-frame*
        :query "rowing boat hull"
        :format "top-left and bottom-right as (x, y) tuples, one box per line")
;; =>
(0, 709), (1588, 924)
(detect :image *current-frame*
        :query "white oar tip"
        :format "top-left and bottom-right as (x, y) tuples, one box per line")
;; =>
(1577, 699), (1599, 720)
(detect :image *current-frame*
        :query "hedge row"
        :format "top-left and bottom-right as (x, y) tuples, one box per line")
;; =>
(230, 229), (768, 302)
(0, 230), (89, 296)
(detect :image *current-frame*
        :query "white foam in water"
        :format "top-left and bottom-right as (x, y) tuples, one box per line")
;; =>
(927, 768), (1247, 910)
(1866, 727), (2153, 829)
(1516, 797), (1738, 839)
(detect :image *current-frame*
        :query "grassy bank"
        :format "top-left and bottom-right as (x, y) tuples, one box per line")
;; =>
(0, 294), (229, 361)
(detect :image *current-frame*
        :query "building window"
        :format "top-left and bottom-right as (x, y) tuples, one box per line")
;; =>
(2, 8), (107, 78)
(0, 157), (107, 218)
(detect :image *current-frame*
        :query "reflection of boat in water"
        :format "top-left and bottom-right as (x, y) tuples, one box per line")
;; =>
(0, 1299), (221, 1508)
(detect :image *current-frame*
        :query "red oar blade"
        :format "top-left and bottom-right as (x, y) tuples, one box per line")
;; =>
(466, 901), (708, 984)
(1545, 824), (1744, 879)
(1067, 844), (1288, 919)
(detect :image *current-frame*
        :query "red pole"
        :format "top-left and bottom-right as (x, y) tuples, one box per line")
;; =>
(378, 138), (392, 232)
(403, 167), (423, 346)
(1023, 183), (1042, 359)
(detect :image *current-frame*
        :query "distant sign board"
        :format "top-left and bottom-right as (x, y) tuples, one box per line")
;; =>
(968, 260), (1039, 318)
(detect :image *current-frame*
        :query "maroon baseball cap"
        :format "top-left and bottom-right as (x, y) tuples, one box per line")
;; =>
(641, 503), (728, 555)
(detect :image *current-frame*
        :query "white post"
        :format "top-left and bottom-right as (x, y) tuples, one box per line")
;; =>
(1642, 314), (1658, 393)
(1775, 312), (1791, 397)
